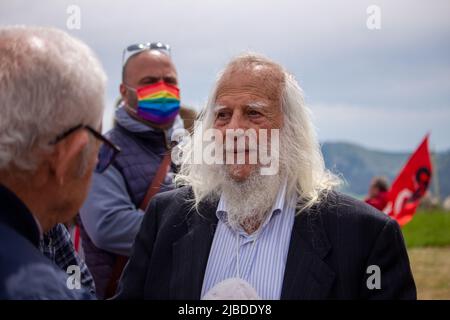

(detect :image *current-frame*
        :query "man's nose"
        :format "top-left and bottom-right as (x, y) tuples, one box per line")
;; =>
(226, 111), (248, 131)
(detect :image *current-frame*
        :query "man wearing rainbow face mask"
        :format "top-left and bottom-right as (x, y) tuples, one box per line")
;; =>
(79, 43), (188, 299)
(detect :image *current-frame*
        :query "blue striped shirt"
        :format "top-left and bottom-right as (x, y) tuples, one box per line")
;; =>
(201, 181), (296, 299)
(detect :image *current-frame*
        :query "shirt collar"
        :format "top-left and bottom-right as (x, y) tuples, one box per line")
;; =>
(31, 214), (44, 240)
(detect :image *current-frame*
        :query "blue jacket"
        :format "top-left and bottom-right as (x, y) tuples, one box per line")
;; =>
(0, 184), (93, 299)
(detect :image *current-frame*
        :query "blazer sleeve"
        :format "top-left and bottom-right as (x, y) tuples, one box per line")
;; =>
(360, 218), (417, 299)
(113, 197), (158, 299)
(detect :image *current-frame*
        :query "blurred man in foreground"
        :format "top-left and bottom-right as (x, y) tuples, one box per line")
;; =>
(116, 53), (416, 300)
(0, 26), (114, 299)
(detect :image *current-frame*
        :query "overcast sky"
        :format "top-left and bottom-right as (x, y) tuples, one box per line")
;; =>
(1, 0), (449, 152)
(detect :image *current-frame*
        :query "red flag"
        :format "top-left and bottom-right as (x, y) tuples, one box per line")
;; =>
(383, 135), (432, 226)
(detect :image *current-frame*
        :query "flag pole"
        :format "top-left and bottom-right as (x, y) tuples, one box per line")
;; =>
(430, 142), (441, 204)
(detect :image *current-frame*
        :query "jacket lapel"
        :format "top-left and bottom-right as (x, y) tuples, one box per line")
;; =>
(170, 197), (219, 299)
(281, 201), (336, 300)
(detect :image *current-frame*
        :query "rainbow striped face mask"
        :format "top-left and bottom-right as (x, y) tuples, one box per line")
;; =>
(130, 81), (181, 125)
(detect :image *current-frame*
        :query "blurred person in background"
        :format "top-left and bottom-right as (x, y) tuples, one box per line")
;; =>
(365, 176), (390, 211)
(0, 26), (112, 299)
(79, 42), (195, 299)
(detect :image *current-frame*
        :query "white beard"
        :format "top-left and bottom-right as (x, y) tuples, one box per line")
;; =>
(219, 165), (282, 232)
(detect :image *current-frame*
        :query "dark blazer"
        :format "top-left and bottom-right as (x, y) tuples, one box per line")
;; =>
(0, 185), (92, 299)
(116, 186), (416, 300)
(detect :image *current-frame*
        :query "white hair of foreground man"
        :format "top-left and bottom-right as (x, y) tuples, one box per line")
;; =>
(0, 26), (107, 172)
(175, 53), (341, 213)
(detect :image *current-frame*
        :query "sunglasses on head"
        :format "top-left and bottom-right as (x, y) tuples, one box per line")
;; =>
(122, 42), (171, 66)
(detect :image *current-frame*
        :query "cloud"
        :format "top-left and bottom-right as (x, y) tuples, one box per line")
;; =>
(311, 103), (450, 152)
(1, 0), (449, 150)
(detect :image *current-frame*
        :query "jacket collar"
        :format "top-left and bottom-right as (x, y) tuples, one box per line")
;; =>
(0, 184), (41, 248)
(170, 187), (337, 300)
(115, 105), (184, 136)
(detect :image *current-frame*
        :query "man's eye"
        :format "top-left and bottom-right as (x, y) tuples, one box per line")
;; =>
(217, 112), (228, 119)
(164, 77), (177, 85)
(248, 110), (262, 117)
(141, 78), (158, 85)
(216, 111), (232, 121)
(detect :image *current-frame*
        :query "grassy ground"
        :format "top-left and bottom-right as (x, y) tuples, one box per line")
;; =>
(402, 210), (450, 247)
(401, 210), (450, 299)
(408, 246), (450, 299)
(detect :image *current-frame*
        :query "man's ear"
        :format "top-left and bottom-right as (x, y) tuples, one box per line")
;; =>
(119, 83), (127, 102)
(51, 130), (90, 185)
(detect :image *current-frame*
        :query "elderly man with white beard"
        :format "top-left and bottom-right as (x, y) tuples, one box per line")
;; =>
(115, 53), (416, 300)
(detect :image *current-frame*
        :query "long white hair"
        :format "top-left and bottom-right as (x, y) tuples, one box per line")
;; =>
(175, 53), (341, 213)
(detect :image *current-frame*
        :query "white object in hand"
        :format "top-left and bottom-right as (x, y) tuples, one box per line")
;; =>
(202, 277), (261, 300)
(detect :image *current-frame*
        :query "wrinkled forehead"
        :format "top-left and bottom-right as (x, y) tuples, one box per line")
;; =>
(215, 63), (285, 103)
